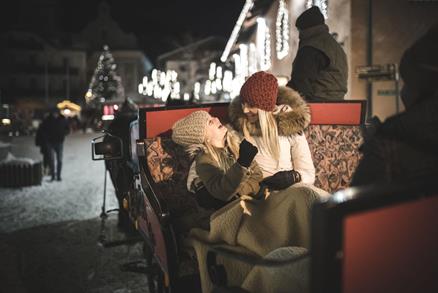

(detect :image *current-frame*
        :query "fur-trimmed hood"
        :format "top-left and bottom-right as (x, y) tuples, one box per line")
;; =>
(184, 143), (206, 159)
(229, 86), (311, 137)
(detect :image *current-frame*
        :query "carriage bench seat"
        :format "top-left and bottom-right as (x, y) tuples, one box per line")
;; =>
(141, 100), (366, 198)
(134, 101), (366, 286)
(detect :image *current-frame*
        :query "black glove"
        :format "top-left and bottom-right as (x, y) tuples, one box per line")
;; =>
(237, 139), (258, 168)
(262, 170), (302, 191)
(253, 183), (269, 200)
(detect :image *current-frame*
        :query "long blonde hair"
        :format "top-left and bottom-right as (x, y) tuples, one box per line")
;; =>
(204, 129), (241, 172)
(243, 109), (280, 165)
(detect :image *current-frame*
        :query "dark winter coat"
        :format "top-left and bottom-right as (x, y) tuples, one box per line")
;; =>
(45, 114), (70, 144)
(287, 24), (348, 101)
(35, 121), (48, 149)
(229, 86), (315, 184)
(351, 97), (438, 186)
(195, 150), (263, 202)
(229, 86), (311, 137)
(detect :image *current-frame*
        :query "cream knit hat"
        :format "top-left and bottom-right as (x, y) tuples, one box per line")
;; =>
(171, 111), (211, 147)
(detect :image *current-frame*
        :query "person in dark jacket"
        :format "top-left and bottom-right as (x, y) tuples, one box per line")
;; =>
(35, 114), (50, 175)
(45, 109), (70, 181)
(351, 24), (438, 186)
(286, 6), (348, 101)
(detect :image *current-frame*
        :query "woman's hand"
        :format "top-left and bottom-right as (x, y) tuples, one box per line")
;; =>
(262, 170), (302, 191)
(253, 183), (270, 200)
(237, 139), (258, 168)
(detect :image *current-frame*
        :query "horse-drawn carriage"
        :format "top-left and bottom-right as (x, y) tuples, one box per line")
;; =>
(92, 100), (437, 293)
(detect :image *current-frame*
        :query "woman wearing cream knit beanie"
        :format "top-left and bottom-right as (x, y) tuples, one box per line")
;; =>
(171, 111), (212, 147)
(171, 110), (264, 206)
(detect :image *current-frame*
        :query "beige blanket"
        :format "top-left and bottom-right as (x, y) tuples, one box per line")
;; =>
(188, 184), (324, 293)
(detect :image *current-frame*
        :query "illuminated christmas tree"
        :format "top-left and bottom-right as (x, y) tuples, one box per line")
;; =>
(86, 45), (125, 105)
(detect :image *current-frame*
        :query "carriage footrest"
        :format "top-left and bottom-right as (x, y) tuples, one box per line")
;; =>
(119, 260), (160, 275)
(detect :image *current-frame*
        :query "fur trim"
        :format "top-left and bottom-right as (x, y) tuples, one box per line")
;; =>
(184, 143), (206, 159)
(229, 86), (311, 136)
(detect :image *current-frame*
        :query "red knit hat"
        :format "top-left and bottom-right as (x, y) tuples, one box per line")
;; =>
(240, 71), (278, 112)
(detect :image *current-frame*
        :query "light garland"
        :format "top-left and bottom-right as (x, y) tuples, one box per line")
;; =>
(264, 24), (271, 69)
(201, 61), (238, 100)
(249, 43), (258, 75)
(239, 44), (249, 78)
(138, 68), (180, 101)
(257, 18), (271, 70)
(306, 0), (328, 19)
(276, 0), (289, 60)
(221, 0), (254, 62)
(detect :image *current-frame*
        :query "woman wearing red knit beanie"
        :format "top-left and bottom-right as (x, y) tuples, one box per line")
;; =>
(229, 71), (319, 192)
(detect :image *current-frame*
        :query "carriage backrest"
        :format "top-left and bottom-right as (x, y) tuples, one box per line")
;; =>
(139, 100), (366, 193)
(311, 186), (438, 293)
(139, 103), (229, 139)
(138, 101), (365, 138)
(305, 101), (366, 192)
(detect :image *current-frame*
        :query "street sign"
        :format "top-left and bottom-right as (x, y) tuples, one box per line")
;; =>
(356, 64), (398, 81)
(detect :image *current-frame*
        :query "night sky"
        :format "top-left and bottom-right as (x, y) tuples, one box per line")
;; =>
(0, 0), (245, 62)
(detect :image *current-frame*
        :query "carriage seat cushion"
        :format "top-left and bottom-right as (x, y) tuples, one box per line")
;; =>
(145, 137), (213, 234)
(145, 124), (364, 200)
(145, 137), (199, 216)
(305, 125), (363, 193)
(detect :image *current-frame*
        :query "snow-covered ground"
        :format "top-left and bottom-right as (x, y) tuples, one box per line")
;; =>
(0, 132), (118, 233)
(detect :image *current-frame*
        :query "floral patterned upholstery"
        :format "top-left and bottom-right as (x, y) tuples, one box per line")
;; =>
(144, 125), (363, 209)
(144, 137), (207, 277)
(144, 137), (198, 218)
(305, 125), (363, 193)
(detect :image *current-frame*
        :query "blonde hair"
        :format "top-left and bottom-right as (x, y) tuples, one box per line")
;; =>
(204, 130), (241, 172)
(243, 109), (280, 165)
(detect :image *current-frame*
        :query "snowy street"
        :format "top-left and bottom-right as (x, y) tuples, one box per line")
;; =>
(0, 132), (149, 293)
(0, 132), (118, 233)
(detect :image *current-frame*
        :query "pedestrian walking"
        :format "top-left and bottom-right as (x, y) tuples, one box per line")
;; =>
(35, 115), (50, 175)
(45, 109), (70, 181)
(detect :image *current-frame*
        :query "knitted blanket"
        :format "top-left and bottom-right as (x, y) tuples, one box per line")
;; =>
(188, 184), (324, 293)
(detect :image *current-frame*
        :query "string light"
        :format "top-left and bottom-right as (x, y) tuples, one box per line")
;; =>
(249, 43), (258, 75)
(239, 44), (249, 78)
(138, 69), (180, 101)
(257, 18), (271, 70)
(276, 0), (289, 60)
(205, 80), (212, 95)
(223, 70), (233, 92)
(194, 82), (201, 99)
(306, 0), (328, 19)
(221, 0), (254, 62)
(209, 63), (216, 80)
